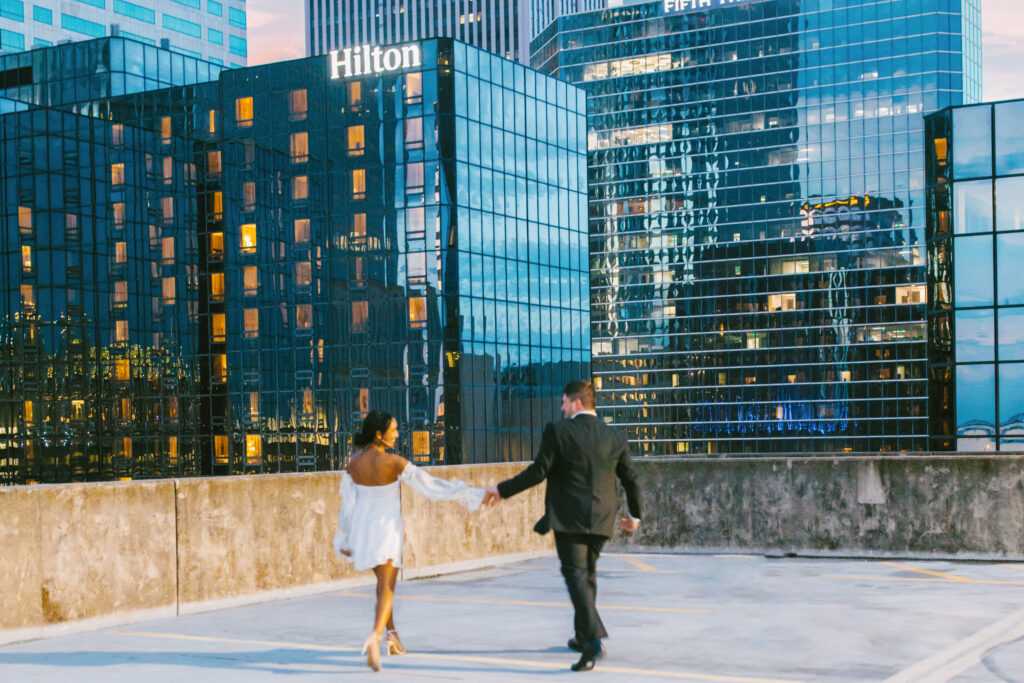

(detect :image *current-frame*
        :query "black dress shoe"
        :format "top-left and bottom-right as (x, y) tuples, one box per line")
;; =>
(568, 637), (606, 654)
(571, 640), (603, 672)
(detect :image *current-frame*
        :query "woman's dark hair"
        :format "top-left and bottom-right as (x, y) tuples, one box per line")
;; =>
(353, 410), (395, 448)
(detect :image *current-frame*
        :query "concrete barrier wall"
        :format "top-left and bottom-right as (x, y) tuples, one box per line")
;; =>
(0, 463), (548, 644)
(612, 455), (1024, 558)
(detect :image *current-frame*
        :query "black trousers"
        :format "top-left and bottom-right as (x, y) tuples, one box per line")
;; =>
(554, 531), (608, 643)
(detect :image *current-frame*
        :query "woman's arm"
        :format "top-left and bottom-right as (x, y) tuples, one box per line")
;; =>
(399, 463), (485, 511)
(332, 473), (357, 557)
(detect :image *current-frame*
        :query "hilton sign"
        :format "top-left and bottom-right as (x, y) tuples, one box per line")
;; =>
(329, 44), (422, 79)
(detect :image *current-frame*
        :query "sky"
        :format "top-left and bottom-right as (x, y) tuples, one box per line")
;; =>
(246, 0), (1024, 102)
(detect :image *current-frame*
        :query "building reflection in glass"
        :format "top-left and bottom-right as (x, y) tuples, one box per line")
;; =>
(0, 37), (589, 484)
(533, 0), (977, 454)
(926, 100), (1024, 452)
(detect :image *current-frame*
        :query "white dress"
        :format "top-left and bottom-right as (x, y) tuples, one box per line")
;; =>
(333, 463), (485, 572)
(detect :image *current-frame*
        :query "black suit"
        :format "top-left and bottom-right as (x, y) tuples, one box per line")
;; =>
(497, 413), (642, 644)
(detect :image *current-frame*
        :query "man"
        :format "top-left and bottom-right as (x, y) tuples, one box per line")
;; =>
(483, 380), (642, 672)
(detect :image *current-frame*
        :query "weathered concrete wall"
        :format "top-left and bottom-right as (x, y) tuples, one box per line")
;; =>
(611, 456), (1024, 558)
(0, 481), (177, 634)
(0, 463), (547, 643)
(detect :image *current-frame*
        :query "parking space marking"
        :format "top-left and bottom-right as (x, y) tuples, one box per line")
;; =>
(881, 562), (975, 582)
(110, 630), (801, 682)
(338, 592), (712, 613)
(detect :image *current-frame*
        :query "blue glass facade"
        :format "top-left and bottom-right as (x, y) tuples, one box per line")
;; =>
(926, 100), (1024, 452)
(0, 37), (588, 484)
(534, 0), (979, 455)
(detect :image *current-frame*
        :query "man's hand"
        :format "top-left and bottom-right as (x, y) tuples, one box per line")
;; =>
(619, 517), (640, 533)
(482, 486), (502, 506)
(338, 548), (352, 557)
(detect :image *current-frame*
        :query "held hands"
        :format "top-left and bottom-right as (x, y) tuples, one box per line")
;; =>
(482, 486), (502, 506)
(619, 517), (640, 533)
(338, 548), (352, 557)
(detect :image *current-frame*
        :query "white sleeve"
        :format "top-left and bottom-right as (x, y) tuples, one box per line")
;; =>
(399, 463), (485, 512)
(332, 472), (357, 557)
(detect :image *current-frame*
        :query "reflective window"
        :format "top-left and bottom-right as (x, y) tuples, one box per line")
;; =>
(111, 163), (125, 185)
(996, 101), (1024, 175)
(953, 235), (993, 307)
(235, 97), (253, 126)
(953, 105), (991, 179)
(290, 132), (308, 163)
(956, 363), (995, 429)
(1000, 363), (1024, 432)
(997, 233), (1024, 305)
(954, 180), (992, 234)
(997, 177), (1024, 231)
(293, 175), (308, 200)
(999, 309), (1024, 361)
(289, 89), (307, 120)
(954, 309), (995, 362)
(347, 125), (364, 154)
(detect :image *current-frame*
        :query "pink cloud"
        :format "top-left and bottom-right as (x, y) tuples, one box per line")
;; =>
(983, 0), (1024, 101)
(245, 1), (306, 66)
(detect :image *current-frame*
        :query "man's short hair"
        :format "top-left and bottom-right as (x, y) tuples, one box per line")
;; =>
(563, 380), (596, 409)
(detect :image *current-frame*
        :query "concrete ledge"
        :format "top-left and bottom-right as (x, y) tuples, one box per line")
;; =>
(401, 549), (556, 581)
(0, 605), (178, 647)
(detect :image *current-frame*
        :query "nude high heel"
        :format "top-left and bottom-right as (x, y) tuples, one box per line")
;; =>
(386, 629), (405, 655)
(361, 632), (382, 672)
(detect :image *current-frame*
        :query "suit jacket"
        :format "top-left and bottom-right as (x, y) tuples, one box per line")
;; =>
(496, 413), (642, 538)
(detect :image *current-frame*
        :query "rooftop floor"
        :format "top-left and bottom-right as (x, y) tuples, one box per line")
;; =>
(3, 553), (1024, 681)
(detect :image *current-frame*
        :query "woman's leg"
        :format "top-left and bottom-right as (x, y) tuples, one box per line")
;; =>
(371, 561), (397, 636)
(385, 566), (398, 631)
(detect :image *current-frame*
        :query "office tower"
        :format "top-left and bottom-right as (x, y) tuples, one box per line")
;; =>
(534, 0), (980, 455)
(0, 36), (589, 484)
(926, 99), (1024, 452)
(0, 0), (247, 67)
(306, 0), (534, 64)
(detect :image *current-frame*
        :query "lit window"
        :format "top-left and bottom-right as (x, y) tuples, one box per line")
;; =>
(115, 241), (127, 263)
(162, 276), (175, 304)
(291, 132), (308, 163)
(113, 202), (126, 228)
(116, 320), (129, 342)
(582, 53), (672, 82)
(212, 313), (226, 342)
(352, 169), (365, 198)
(18, 206), (31, 232)
(352, 301), (368, 331)
(21, 284), (34, 308)
(112, 123), (124, 146)
(214, 434), (228, 463)
(210, 272), (225, 300)
(294, 218), (310, 242)
(296, 261), (312, 287)
(409, 296), (427, 327)
(296, 303), (313, 329)
(353, 257), (364, 282)
(210, 232), (224, 258)
(405, 72), (422, 102)
(212, 191), (224, 219)
(208, 109), (217, 134)
(358, 388), (369, 414)
(302, 389), (314, 414)
(161, 196), (174, 223)
(244, 308), (258, 337)
(405, 118), (423, 146)
(23, 401), (34, 423)
(71, 400), (85, 420)
(348, 81), (361, 107)
(168, 436), (178, 465)
(289, 89), (307, 119)
(162, 236), (174, 263)
(163, 157), (173, 184)
(213, 354), (227, 382)
(111, 163), (125, 186)
(21, 245), (31, 272)
(293, 175), (308, 200)
(235, 96), (253, 126)
(160, 116), (171, 142)
(347, 125), (365, 154)
(242, 182), (255, 212)
(243, 266), (258, 294)
(65, 214), (78, 238)
(245, 434), (261, 465)
(207, 150), (222, 175)
(240, 223), (257, 253)
(249, 392), (259, 417)
(116, 359), (130, 381)
(353, 213), (366, 237)
(114, 281), (128, 304)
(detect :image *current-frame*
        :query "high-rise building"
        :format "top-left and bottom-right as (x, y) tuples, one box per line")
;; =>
(534, 0), (980, 455)
(0, 36), (589, 485)
(305, 0), (534, 64)
(0, 0), (247, 67)
(926, 99), (1024, 453)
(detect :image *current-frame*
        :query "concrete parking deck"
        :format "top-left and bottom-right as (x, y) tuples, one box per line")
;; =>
(3, 553), (1024, 682)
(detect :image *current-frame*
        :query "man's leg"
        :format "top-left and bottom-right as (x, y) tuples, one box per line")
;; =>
(555, 532), (602, 643)
(585, 534), (608, 640)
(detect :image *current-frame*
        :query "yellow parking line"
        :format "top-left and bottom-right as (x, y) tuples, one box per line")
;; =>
(999, 563), (1024, 571)
(824, 574), (1024, 586)
(619, 556), (658, 572)
(881, 562), (976, 582)
(111, 630), (801, 683)
(339, 592), (711, 614)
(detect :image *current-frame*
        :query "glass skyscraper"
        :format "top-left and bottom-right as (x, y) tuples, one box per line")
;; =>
(534, 0), (980, 455)
(926, 99), (1024, 452)
(0, 36), (589, 485)
(0, 0), (247, 68)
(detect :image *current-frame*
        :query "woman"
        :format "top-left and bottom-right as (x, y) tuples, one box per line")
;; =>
(333, 410), (485, 672)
